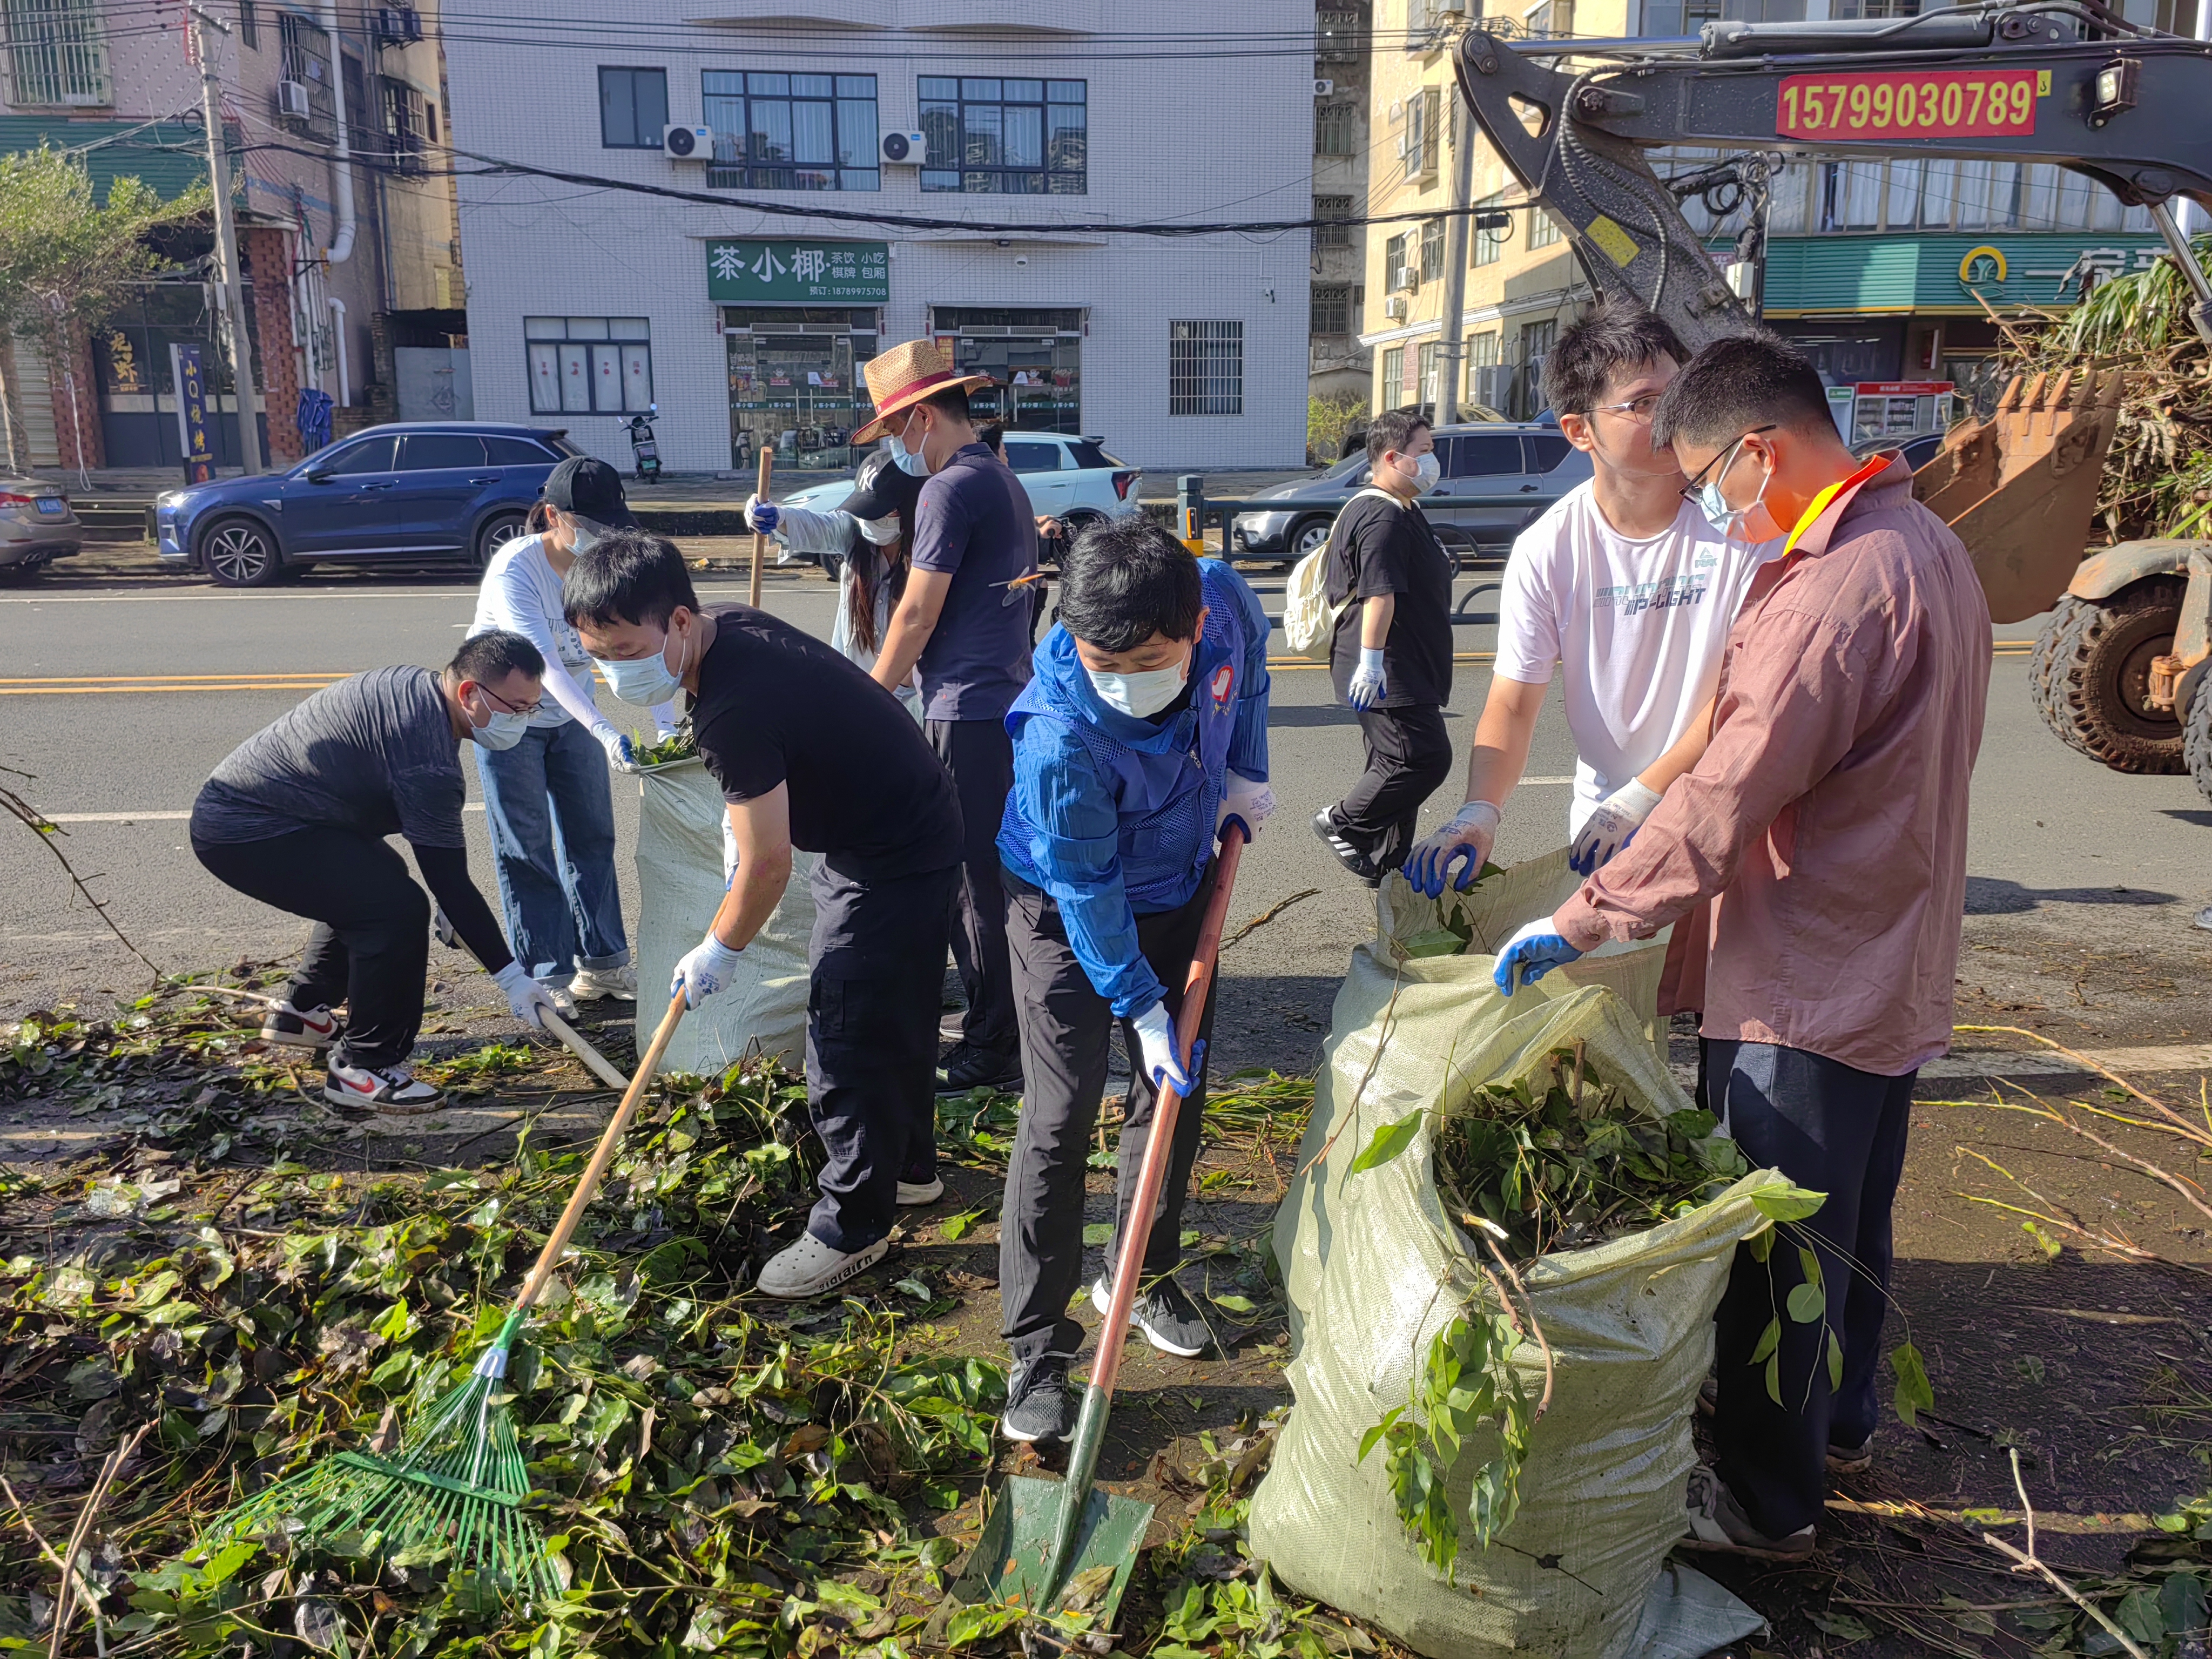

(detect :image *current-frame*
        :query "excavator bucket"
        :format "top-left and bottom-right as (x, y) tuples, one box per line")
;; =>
(1912, 368), (2126, 624)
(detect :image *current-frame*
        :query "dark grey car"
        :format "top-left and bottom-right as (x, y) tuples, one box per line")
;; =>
(1229, 422), (1592, 563)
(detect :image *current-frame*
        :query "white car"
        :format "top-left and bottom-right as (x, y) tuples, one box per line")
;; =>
(775, 433), (1141, 570)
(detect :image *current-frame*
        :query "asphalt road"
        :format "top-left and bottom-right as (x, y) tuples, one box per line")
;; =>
(3, 558), (2208, 1077)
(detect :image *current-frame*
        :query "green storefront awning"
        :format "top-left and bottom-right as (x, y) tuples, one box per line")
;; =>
(0, 115), (227, 203)
(1756, 231), (2168, 316)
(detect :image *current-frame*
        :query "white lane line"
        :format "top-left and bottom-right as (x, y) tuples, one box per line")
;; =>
(0, 583), (788, 605)
(46, 805), (487, 822)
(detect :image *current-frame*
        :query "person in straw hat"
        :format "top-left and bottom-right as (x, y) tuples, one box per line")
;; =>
(855, 339), (1041, 1102)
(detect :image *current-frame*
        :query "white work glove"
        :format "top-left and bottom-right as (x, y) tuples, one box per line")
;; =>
(1217, 770), (1275, 841)
(1569, 779), (1664, 876)
(672, 932), (744, 1009)
(744, 493), (780, 536)
(596, 724), (641, 773)
(493, 961), (558, 1029)
(1347, 646), (1388, 711)
(1404, 800), (1501, 899)
(1131, 999), (1195, 1096)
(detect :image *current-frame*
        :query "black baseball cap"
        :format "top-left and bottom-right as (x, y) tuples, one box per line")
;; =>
(543, 456), (638, 550)
(841, 446), (923, 523)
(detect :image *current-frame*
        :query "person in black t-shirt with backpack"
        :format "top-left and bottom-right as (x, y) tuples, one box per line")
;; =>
(1314, 407), (1457, 885)
(565, 529), (965, 1303)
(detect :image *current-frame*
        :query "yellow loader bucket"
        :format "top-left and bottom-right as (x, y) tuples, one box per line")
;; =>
(1912, 368), (2125, 624)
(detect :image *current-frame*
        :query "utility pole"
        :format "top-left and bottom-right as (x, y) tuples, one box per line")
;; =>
(190, 4), (262, 474)
(1436, 86), (1478, 426)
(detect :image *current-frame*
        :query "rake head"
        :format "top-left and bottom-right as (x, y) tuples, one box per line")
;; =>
(198, 1316), (556, 1606)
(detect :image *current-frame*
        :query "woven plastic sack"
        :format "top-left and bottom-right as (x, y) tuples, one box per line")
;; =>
(1249, 857), (1770, 1659)
(634, 758), (817, 1077)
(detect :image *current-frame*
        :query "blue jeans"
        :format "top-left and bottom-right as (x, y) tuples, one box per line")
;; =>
(474, 719), (628, 984)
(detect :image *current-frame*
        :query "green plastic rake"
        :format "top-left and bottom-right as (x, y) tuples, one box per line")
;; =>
(195, 994), (689, 1603)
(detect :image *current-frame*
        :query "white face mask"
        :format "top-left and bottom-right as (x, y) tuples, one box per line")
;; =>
(1087, 656), (1189, 718)
(856, 512), (902, 547)
(467, 690), (530, 750)
(1405, 451), (1440, 494)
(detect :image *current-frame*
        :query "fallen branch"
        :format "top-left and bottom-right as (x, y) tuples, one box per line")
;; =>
(1, 774), (162, 982)
(1954, 1147), (2212, 1278)
(46, 1421), (149, 1659)
(1221, 887), (1320, 952)
(1474, 1226), (1555, 1427)
(1931, 1085), (2212, 1228)
(1980, 1447), (2149, 1659)
(1955, 1025), (2212, 1152)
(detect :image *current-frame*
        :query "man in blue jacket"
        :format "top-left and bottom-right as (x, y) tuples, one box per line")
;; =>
(993, 518), (1273, 1442)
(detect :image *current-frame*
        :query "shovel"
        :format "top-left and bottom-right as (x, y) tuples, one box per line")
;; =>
(955, 822), (1248, 1631)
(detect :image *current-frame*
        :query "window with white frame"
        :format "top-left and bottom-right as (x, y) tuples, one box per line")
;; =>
(1380, 346), (1405, 405)
(1385, 231), (1413, 291)
(1473, 192), (1507, 266)
(1418, 342), (1440, 405)
(1420, 217), (1446, 280)
(1402, 87), (1439, 183)
(2, 0), (110, 106)
(1169, 321), (1243, 416)
(527, 318), (653, 416)
(1528, 203), (1562, 247)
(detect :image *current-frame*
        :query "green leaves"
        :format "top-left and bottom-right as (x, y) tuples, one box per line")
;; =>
(1367, 1311), (1533, 1575)
(1890, 1341), (1934, 1429)
(1750, 1184), (1828, 1224)
(938, 1207), (986, 1242)
(1350, 1110), (1426, 1176)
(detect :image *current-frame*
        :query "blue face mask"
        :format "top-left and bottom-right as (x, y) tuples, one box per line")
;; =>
(887, 424), (932, 477)
(1695, 440), (1772, 539)
(598, 619), (691, 707)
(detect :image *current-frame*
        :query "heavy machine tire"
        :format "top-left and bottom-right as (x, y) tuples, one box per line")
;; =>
(2186, 676), (2212, 805)
(2033, 577), (2187, 773)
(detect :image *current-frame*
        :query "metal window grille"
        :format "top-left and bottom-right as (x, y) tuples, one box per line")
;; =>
(1420, 217), (1445, 280)
(1169, 321), (1243, 416)
(1314, 195), (1355, 247)
(1311, 285), (1353, 336)
(3, 0), (109, 107)
(704, 71), (879, 192)
(918, 76), (1084, 195)
(1316, 9), (1363, 59)
(1315, 102), (1357, 157)
(383, 78), (426, 172)
(276, 14), (333, 129)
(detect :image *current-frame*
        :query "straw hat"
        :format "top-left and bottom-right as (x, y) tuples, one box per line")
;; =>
(853, 339), (996, 444)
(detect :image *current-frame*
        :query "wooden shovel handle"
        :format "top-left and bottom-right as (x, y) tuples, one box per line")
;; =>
(515, 992), (688, 1313)
(748, 449), (773, 608)
(536, 1006), (632, 1092)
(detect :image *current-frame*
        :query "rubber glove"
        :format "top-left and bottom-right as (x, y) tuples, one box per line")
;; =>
(1218, 770), (1276, 841)
(597, 725), (641, 773)
(1131, 999), (1195, 1096)
(744, 494), (779, 535)
(493, 961), (558, 1029)
(673, 933), (744, 1008)
(1404, 800), (1501, 898)
(1492, 917), (1584, 996)
(1346, 646), (1388, 711)
(1570, 778), (1663, 875)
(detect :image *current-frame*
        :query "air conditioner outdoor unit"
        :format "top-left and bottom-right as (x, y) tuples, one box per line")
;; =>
(1313, 78), (1334, 96)
(375, 5), (422, 42)
(1385, 296), (1409, 320)
(879, 131), (927, 165)
(1395, 266), (1419, 292)
(276, 80), (311, 119)
(662, 123), (714, 161)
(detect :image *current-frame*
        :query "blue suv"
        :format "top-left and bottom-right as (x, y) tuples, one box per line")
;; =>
(154, 422), (583, 586)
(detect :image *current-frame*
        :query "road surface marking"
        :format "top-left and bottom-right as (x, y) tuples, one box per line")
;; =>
(43, 805), (488, 822)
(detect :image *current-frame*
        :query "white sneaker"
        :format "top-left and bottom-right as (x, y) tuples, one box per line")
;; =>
(541, 981), (578, 1021)
(896, 1175), (946, 1206)
(570, 964), (637, 1003)
(324, 1058), (443, 1112)
(261, 1000), (342, 1050)
(755, 1232), (890, 1299)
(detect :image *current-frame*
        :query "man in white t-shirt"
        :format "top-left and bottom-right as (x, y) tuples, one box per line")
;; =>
(1404, 304), (1781, 897)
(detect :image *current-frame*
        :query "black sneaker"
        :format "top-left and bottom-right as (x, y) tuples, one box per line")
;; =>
(261, 1000), (342, 1050)
(1001, 1352), (1074, 1444)
(1092, 1269), (1211, 1358)
(937, 1041), (1023, 1095)
(1312, 808), (1382, 888)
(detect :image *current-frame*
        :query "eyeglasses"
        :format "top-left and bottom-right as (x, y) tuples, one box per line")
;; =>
(1589, 392), (1664, 422)
(1678, 424), (1777, 503)
(476, 683), (545, 719)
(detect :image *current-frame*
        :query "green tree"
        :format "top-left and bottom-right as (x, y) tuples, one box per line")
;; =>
(0, 146), (206, 474)
(1308, 388), (1369, 468)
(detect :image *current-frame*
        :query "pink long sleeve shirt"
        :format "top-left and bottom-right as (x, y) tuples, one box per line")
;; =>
(1553, 454), (1993, 1077)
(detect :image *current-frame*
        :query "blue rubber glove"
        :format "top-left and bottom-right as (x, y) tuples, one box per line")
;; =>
(597, 726), (640, 773)
(1492, 917), (1584, 995)
(1404, 800), (1501, 898)
(744, 493), (779, 535)
(1346, 646), (1388, 711)
(1569, 779), (1662, 875)
(1132, 1000), (1195, 1096)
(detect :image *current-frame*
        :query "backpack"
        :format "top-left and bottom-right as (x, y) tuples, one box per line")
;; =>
(1282, 488), (1400, 660)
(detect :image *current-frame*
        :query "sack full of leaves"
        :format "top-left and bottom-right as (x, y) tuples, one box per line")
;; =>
(633, 755), (817, 1076)
(1250, 855), (1789, 1659)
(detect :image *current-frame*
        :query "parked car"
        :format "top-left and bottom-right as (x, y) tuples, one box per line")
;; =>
(153, 422), (583, 586)
(1339, 402), (1512, 458)
(1232, 422), (1593, 563)
(0, 475), (83, 575)
(773, 431), (1142, 570)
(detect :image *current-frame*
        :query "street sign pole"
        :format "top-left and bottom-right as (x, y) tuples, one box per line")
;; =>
(190, 4), (262, 476)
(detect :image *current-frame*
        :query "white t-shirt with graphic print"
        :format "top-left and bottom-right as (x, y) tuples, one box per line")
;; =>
(1493, 480), (1781, 833)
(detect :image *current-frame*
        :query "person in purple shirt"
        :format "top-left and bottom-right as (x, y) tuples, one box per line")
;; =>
(859, 340), (1040, 1098)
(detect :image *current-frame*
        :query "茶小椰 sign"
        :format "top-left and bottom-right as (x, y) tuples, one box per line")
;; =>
(707, 240), (889, 304)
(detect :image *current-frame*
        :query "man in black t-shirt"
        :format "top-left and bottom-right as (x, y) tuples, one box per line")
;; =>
(1315, 407), (1458, 884)
(567, 530), (964, 1301)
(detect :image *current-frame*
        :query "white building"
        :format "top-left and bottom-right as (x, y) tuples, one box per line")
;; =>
(441, 1), (1316, 476)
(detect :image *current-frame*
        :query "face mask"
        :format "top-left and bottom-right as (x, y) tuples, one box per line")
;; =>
(889, 422), (932, 477)
(1411, 452), (1440, 493)
(856, 512), (902, 547)
(1087, 656), (1188, 718)
(1696, 442), (1774, 539)
(599, 620), (690, 706)
(467, 692), (530, 750)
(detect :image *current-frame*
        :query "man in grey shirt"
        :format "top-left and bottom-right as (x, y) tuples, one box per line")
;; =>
(191, 633), (561, 1110)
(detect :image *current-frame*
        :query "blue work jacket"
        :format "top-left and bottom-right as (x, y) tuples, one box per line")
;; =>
(996, 558), (1271, 1016)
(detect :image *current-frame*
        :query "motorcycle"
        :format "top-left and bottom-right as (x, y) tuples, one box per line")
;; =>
(626, 405), (662, 483)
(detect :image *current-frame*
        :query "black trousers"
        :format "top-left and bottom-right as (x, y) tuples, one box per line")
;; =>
(193, 828), (429, 1069)
(927, 717), (1019, 1055)
(1705, 1037), (1916, 1537)
(802, 859), (959, 1253)
(1333, 702), (1454, 873)
(998, 869), (1218, 1361)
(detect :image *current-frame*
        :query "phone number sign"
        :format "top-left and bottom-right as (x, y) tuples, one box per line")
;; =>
(707, 239), (889, 304)
(1777, 69), (2043, 141)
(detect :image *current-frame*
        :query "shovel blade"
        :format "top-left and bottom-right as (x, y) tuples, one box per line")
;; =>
(952, 1473), (1152, 1627)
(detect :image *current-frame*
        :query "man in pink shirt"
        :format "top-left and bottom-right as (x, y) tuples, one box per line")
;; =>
(1494, 334), (1993, 1557)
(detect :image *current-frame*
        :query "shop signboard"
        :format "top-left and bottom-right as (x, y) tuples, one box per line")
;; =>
(1755, 231), (2165, 317)
(169, 342), (215, 484)
(706, 240), (889, 304)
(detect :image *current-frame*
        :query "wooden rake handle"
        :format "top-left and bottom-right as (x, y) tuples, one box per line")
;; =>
(515, 992), (688, 1314)
(535, 1007), (632, 1093)
(748, 448), (773, 608)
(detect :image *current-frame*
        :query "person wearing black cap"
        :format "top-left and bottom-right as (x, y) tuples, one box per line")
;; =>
(467, 455), (662, 1016)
